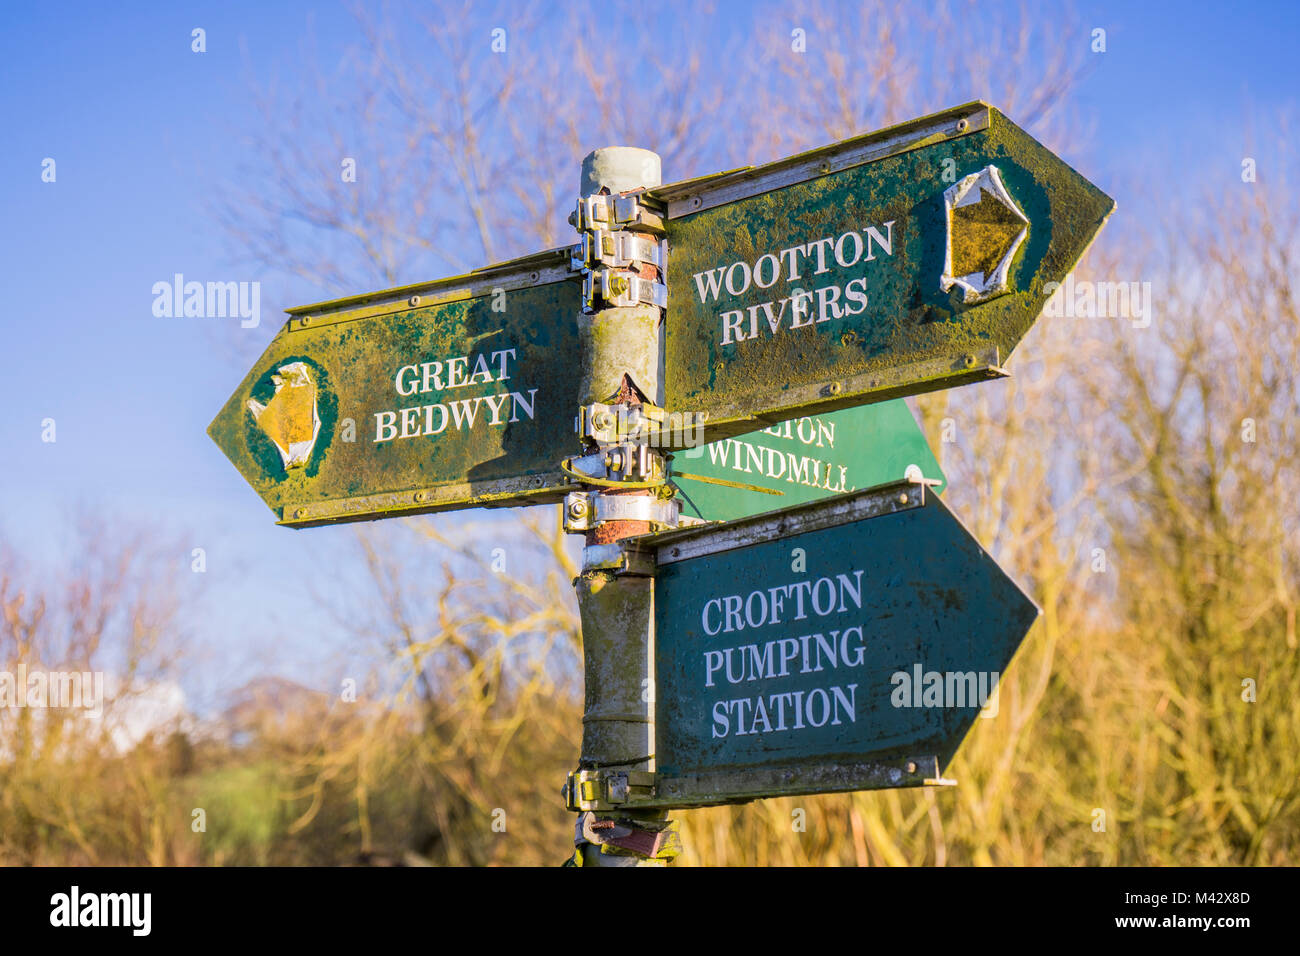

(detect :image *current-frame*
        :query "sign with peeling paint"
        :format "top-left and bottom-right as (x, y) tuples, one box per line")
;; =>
(644, 480), (1039, 808)
(209, 249), (583, 527)
(671, 399), (946, 523)
(653, 101), (1114, 445)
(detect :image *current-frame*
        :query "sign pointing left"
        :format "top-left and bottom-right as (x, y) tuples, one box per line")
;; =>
(209, 249), (582, 527)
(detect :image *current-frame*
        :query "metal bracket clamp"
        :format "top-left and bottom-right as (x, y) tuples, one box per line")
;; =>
(563, 491), (680, 533)
(571, 229), (662, 272)
(573, 812), (681, 862)
(581, 541), (656, 575)
(571, 192), (668, 314)
(564, 769), (657, 812)
(577, 401), (668, 446)
(581, 270), (667, 312)
(571, 193), (666, 236)
(563, 442), (667, 486)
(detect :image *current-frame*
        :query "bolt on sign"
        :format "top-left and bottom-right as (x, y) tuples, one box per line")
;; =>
(671, 400), (946, 523)
(209, 249), (581, 527)
(642, 480), (1039, 808)
(651, 101), (1115, 445)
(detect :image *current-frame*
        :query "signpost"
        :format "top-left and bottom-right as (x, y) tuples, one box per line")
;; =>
(209, 101), (1113, 865)
(654, 101), (1114, 443)
(672, 400), (945, 522)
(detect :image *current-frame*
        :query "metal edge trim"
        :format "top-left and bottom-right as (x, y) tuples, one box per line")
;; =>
(635, 755), (941, 808)
(649, 478), (929, 565)
(655, 102), (991, 219)
(276, 470), (571, 528)
(285, 246), (577, 319)
(663, 347), (1004, 448)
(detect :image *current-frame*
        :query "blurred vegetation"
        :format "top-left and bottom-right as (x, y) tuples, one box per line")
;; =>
(3, 0), (1296, 865)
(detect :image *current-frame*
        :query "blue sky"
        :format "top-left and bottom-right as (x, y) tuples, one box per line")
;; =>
(1, 0), (1296, 707)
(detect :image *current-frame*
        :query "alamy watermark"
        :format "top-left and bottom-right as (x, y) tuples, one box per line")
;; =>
(152, 274), (260, 328)
(50, 886), (150, 936)
(1042, 272), (1153, 329)
(0, 666), (105, 718)
(890, 663), (999, 718)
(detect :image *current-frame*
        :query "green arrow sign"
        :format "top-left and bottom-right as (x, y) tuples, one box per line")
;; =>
(653, 101), (1114, 444)
(208, 249), (581, 527)
(671, 399), (946, 522)
(642, 480), (1039, 808)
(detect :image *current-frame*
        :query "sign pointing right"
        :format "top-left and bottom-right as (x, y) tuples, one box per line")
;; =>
(644, 479), (1039, 809)
(655, 101), (1114, 444)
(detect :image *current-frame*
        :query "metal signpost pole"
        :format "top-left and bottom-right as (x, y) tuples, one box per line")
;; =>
(561, 147), (681, 866)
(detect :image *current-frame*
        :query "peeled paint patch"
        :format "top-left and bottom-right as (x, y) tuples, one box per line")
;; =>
(246, 362), (321, 470)
(940, 165), (1029, 303)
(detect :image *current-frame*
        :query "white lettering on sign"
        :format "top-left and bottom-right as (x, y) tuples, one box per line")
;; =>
(691, 222), (897, 347)
(700, 415), (854, 494)
(696, 570), (868, 739)
(372, 348), (540, 443)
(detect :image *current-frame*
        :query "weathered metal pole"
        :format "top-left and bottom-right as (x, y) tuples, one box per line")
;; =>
(563, 147), (680, 866)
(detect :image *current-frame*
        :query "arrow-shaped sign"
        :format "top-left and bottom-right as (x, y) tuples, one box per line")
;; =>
(672, 399), (946, 523)
(653, 101), (1114, 444)
(209, 249), (581, 527)
(641, 479), (1039, 808)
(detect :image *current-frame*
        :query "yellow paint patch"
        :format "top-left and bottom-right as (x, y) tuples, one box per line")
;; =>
(247, 362), (319, 469)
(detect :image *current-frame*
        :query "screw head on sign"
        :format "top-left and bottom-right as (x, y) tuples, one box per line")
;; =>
(409, 295), (421, 307)
(414, 492), (426, 503)
(906, 761), (918, 774)
(899, 493), (909, 504)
